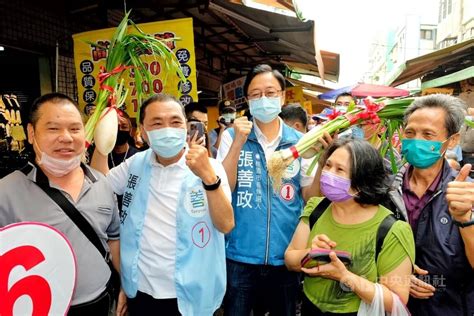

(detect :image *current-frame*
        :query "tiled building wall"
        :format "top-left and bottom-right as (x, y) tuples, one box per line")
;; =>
(0, 0), (103, 100)
(57, 55), (78, 101)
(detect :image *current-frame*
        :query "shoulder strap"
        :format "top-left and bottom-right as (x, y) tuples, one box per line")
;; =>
(375, 214), (397, 261)
(306, 194), (397, 262)
(309, 197), (331, 230)
(26, 164), (109, 262)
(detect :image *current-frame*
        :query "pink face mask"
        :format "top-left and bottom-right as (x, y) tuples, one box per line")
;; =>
(34, 138), (81, 177)
(320, 170), (354, 202)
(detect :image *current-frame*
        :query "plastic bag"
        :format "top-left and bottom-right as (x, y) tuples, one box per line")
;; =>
(357, 283), (410, 316)
(389, 290), (410, 316)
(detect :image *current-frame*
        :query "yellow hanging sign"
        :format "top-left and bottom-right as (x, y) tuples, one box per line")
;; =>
(285, 86), (305, 104)
(73, 18), (198, 117)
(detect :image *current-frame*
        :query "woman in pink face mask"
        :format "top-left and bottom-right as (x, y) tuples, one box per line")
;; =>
(285, 139), (415, 315)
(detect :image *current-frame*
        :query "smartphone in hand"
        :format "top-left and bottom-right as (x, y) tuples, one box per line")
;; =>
(188, 120), (205, 140)
(219, 115), (235, 126)
(301, 249), (352, 269)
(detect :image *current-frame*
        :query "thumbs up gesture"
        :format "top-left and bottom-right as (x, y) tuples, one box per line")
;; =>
(446, 164), (474, 222)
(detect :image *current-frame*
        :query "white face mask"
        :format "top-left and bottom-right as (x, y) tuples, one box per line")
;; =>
(34, 138), (82, 177)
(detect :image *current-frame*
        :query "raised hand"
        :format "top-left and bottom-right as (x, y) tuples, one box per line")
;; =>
(186, 137), (216, 185)
(233, 116), (253, 145)
(446, 164), (474, 222)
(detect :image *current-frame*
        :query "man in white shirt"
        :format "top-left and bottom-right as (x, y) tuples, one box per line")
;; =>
(92, 93), (234, 316)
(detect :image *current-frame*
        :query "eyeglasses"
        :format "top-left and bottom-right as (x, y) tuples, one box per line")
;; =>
(247, 89), (282, 100)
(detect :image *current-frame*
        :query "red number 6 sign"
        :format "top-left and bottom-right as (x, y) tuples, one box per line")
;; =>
(0, 222), (76, 316)
(0, 245), (52, 315)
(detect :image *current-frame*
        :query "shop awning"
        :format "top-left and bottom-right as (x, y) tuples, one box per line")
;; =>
(228, 0), (299, 17)
(66, 0), (340, 93)
(209, 0), (339, 82)
(286, 77), (332, 93)
(285, 56), (340, 83)
(303, 89), (332, 108)
(421, 66), (474, 89)
(387, 39), (474, 87)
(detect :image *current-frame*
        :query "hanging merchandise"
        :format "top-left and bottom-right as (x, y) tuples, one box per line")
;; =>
(0, 94), (26, 153)
(0, 93), (30, 179)
(0, 97), (7, 152)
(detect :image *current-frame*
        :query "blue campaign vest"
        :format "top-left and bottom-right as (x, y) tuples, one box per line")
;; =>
(120, 149), (226, 315)
(226, 123), (304, 265)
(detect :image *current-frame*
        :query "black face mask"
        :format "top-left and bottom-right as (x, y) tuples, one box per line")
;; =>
(116, 130), (130, 146)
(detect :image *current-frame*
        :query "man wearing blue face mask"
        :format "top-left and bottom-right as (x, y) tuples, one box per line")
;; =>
(387, 94), (474, 316)
(91, 93), (234, 316)
(217, 64), (317, 315)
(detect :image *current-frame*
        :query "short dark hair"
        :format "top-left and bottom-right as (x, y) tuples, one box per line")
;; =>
(335, 92), (354, 103)
(404, 94), (466, 137)
(29, 93), (78, 127)
(139, 93), (184, 124)
(321, 138), (388, 206)
(243, 64), (285, 96)
(185, 102), (208, 119)
(279, 104), (307, 127)
(117, 109), (133, 129)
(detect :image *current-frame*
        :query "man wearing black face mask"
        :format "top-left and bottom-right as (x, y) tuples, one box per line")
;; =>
(108, 110), (139, 169)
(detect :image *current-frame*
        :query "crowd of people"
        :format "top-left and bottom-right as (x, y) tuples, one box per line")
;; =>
(0, 64), (473, 316)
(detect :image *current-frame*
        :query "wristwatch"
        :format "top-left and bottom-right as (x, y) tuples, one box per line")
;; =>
(452, 212), (474, 228)
(202, 176), (221, 191)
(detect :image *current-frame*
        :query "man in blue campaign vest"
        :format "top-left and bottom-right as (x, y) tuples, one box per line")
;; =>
(386, 94), (474, 316)
(216, 64), (319, 315)
(91, 94), (234, 316)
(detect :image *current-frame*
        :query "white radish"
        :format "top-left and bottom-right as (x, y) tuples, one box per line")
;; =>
(94, 107), (118, 155)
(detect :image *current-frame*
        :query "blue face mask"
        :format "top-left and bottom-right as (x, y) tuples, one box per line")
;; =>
(147, 127), (186, 158)
(248, 96), (281, 123)
(401, 138), (447, 169)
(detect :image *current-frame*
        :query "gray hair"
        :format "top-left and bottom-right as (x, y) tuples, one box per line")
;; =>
(404, 94), (467, 136)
